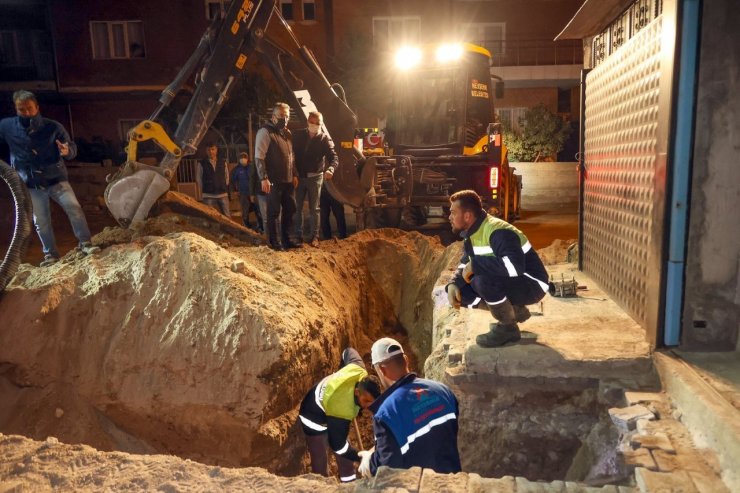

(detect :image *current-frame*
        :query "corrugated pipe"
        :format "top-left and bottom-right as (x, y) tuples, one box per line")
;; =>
(0, 160), (33, 292)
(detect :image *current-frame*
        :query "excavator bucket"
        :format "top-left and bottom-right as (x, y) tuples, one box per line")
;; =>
(105, 165), (170, 228)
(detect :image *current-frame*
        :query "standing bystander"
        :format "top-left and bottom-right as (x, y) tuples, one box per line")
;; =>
(254, 102), (299, 250)
(292, 111), (338, 247)
(196, 143), (230, 217)
(0, 90), (100, 266)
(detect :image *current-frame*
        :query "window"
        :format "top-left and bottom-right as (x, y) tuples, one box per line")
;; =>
(372, 16), (421, 50)
(0, 31), (32, 66)
(303, 0), (316, 21)
(91, 21), (145, 59)
(496, 107), (527, 133)
(205, 0), (227, 20)
(462, 22), (506, 56)
(280, 0), (293, 21)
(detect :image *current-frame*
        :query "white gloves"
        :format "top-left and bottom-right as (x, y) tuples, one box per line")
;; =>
(358, 447), (374, 478)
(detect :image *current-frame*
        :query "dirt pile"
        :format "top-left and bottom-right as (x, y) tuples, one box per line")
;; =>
(0, 217), (449, 475)
(537, 238), (578, 266)
(0, 433), (340, 492)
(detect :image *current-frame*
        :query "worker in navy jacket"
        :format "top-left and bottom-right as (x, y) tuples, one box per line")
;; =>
(358, 338), (461, 477)
(446, 189), (549, 347)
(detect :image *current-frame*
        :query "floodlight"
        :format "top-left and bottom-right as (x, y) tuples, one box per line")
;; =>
(394, 46), (422, 70)
(435, 43), (464, 63)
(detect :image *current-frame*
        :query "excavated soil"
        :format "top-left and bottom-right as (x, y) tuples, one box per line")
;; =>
(0, 199), (454, 478)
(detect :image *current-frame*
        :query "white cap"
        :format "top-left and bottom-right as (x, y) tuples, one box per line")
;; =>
(371, 337), (405, 365)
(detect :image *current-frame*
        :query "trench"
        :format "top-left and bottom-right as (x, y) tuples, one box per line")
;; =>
(0, 222), (631, 485)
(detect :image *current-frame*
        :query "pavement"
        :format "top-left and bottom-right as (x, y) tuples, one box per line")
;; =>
(433, 261), (655, 387)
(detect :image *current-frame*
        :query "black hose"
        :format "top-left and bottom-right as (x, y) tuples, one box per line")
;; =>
(0, 159), (32, 292)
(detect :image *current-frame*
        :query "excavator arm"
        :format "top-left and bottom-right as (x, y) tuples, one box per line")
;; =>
(105, 0), (370, 227)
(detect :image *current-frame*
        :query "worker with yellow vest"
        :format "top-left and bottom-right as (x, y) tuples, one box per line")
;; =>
(446, 190), (550, 347)
(298, 347), (381, 482)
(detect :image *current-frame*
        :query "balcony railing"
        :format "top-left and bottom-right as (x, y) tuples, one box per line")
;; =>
(477, 39), (583, 67)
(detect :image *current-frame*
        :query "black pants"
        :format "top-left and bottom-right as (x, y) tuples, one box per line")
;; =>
(299, 386), (356, 481)
(320, 186), (346, 239)
(459, 274), (547, 307)
(267, 182), (296, 245)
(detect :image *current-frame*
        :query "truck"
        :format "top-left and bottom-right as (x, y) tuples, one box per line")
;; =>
(357, 43), (521, 229)
(103, 0), (520, 232)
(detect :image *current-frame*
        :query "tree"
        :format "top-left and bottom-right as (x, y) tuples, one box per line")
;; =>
(503, 104), (572, 162)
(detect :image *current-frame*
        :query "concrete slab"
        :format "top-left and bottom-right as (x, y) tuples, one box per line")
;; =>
(653, 352), (740, 492)
(441, 263), (653, 384)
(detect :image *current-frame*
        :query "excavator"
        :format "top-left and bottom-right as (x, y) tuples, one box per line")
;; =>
(103, 0), (519, 232)
(104, 0), (366, 228)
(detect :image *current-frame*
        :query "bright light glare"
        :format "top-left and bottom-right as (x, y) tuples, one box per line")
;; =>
(435, 43), (464, 63)
(394, 46), (422, 70)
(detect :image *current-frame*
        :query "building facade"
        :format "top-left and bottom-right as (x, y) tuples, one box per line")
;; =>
(1, 0), (583, 159)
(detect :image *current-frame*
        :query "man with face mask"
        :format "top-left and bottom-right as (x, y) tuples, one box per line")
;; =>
(0, 90), (99, 267)
(291, 111), (338, 247)
(254, 102), (299, 250)
(446, 189), (549, 347)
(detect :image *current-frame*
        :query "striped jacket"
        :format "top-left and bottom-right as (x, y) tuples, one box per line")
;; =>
(368, 373), (461, 475)
(451, 213), (549, 292)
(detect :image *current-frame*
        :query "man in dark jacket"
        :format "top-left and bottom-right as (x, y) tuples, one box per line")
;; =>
(299, 348), (381, 483)
(254, 102), (299, 250)
(0, 90), (99, 267)
(292, 111), (338, 247)
(196, 143), (230, 217)
(446, 189), (550, 347)
(359, 337), (461, 478)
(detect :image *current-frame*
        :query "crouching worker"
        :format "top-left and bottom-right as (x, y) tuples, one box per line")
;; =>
(299, 347), (381, 483)
(359, 337), (461, 478)
(446, 189), (549, 347)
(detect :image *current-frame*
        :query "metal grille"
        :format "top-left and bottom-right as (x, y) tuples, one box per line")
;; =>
(583, 15), (663, 327)
(176, 158), (200, 183)
(593, 0), (663, 67)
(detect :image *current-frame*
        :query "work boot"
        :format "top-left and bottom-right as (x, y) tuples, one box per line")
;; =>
(309, 237), (320, 248)
(39, 255), (59, 267)
(282, 237), (301, 249)
(476, 299), (521, 347)
(269, 241), (285, 251)
(476, 322), (521, 347)
(513, 305), (531, 323)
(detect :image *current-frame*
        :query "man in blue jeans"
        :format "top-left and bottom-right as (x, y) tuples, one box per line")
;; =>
(292, 111), (338, 247)
(0, 90), (99, 267)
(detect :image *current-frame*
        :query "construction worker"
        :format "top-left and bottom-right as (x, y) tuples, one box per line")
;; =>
(358, 337), (461, 478)
(298, 348), (381, 483)
(446, 189), (549, 347)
